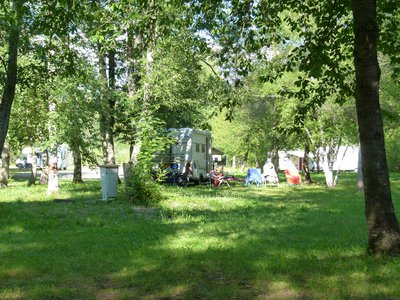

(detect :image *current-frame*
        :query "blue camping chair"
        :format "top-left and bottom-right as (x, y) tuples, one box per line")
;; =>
(246, 168), (264, 187)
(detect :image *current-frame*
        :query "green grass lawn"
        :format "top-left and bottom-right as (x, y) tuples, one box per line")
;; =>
(1, 173), (400, 299)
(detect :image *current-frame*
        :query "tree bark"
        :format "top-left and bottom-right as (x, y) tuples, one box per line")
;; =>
(39, 150), (49, 185)
(27, 148), (38, 186)
(303, 144), (313, 183)
(130, 5), (156, 166)
(0, 140), (10, 188)
(98, 46), (116, 165)
(352, 0), (400, 254)
(72, 149), (83, 183)
(321, 150), (334, 188)
(0, 1), (21, 156)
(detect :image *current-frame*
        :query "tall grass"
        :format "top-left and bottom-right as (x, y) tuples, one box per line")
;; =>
(0, 173), (399, 299)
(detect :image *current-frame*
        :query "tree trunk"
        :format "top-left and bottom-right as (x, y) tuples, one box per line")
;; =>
(72, 149), (83, 183)
(270, 148), (279, 174)
(322, 158), (334, 187)
(27, 149), (37, 186)
(0, 2), (21, 156)
(127, 29), (142, 97)
(303, 144), (313, 183)
(333, 146), (348, 186)
(98, 46), (116, 165)
(130, 14), (156, 166)
(40, 150), (49, 185)
(352, 0), (400, 254)
(0, 140), (10, 188)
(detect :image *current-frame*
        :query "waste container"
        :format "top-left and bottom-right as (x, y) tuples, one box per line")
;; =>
(99, 164), (119, 200)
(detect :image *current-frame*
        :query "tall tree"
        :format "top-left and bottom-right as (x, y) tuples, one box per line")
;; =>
(194, 0), (400, 254)
(0, 0), (24, 155)
(352, 0), (400, 253)
(52, 72), (101, 183)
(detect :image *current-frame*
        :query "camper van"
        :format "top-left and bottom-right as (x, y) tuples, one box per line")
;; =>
(159, 128), (212, 182)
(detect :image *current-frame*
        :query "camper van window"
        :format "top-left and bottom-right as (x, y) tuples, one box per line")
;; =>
(201, 144), (205, 153)
(195, 144), (200, 152)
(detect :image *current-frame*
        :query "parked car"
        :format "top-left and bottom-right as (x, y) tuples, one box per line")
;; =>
(15, 156), (32, 169)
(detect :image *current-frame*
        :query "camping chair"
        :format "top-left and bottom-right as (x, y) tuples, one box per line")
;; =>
(263, 162), (279, 187)
(284, 168), (301, 185)
(246, 168), (264, 187)
(210, 170), (230, 187)
(265, 173), (279, 186)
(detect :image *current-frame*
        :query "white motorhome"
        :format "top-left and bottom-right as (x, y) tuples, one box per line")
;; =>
(159, 128), (212, 182)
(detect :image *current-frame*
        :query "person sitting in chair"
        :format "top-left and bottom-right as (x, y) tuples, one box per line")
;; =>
(184, 162), (192, 176)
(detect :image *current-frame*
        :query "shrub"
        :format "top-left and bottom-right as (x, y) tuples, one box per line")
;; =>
(125, 163), (164, 206)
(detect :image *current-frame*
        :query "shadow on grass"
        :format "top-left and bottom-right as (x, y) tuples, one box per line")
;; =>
(0, 175), (400, 299)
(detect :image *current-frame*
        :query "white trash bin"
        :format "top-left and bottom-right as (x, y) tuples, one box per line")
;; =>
(99, 164), (119, 200)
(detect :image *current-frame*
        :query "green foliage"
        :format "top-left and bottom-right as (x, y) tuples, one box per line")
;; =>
(52, 71), (102, 166)
(380, 55), (400, 171)
(124, 162), (163, 206)
(386, 130), (400, 171)
(124, 117), (170, 205)
(149, 34), (213, 129)
(137, 117), (171, 171)
(378, 1), (400, 79)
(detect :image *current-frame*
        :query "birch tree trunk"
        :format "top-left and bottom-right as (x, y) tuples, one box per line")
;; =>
(0, 140), (10, 188)
(98, 46), (116, 165)
(352, 0), (400, 254)
(303, 144), (313, 183)
(321, 149), (334, 188)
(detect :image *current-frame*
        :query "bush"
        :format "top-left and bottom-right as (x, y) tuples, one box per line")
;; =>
(125, 163), (164, 206)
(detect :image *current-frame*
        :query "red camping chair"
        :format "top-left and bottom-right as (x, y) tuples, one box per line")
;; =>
(210, 170), (230, 187)
(284, 168), (301, 185)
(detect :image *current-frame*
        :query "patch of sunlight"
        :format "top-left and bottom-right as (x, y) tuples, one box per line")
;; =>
(147, 284), (189, 300)
(305, 247), (364, 259)
(160, 233), (225, 251)
(257, 280), (301, 300)
(324, 273), (390, 297)
(96, 290), (121, 300)
(0, 288), (25, 300)
(110, 263), (159, 280)
(167, 198), (236, 211)
(349, 271), (368, 280)
(2, 241), (46, 253)
(1, 266), (33, 278)
(0, 225), (25, 235)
